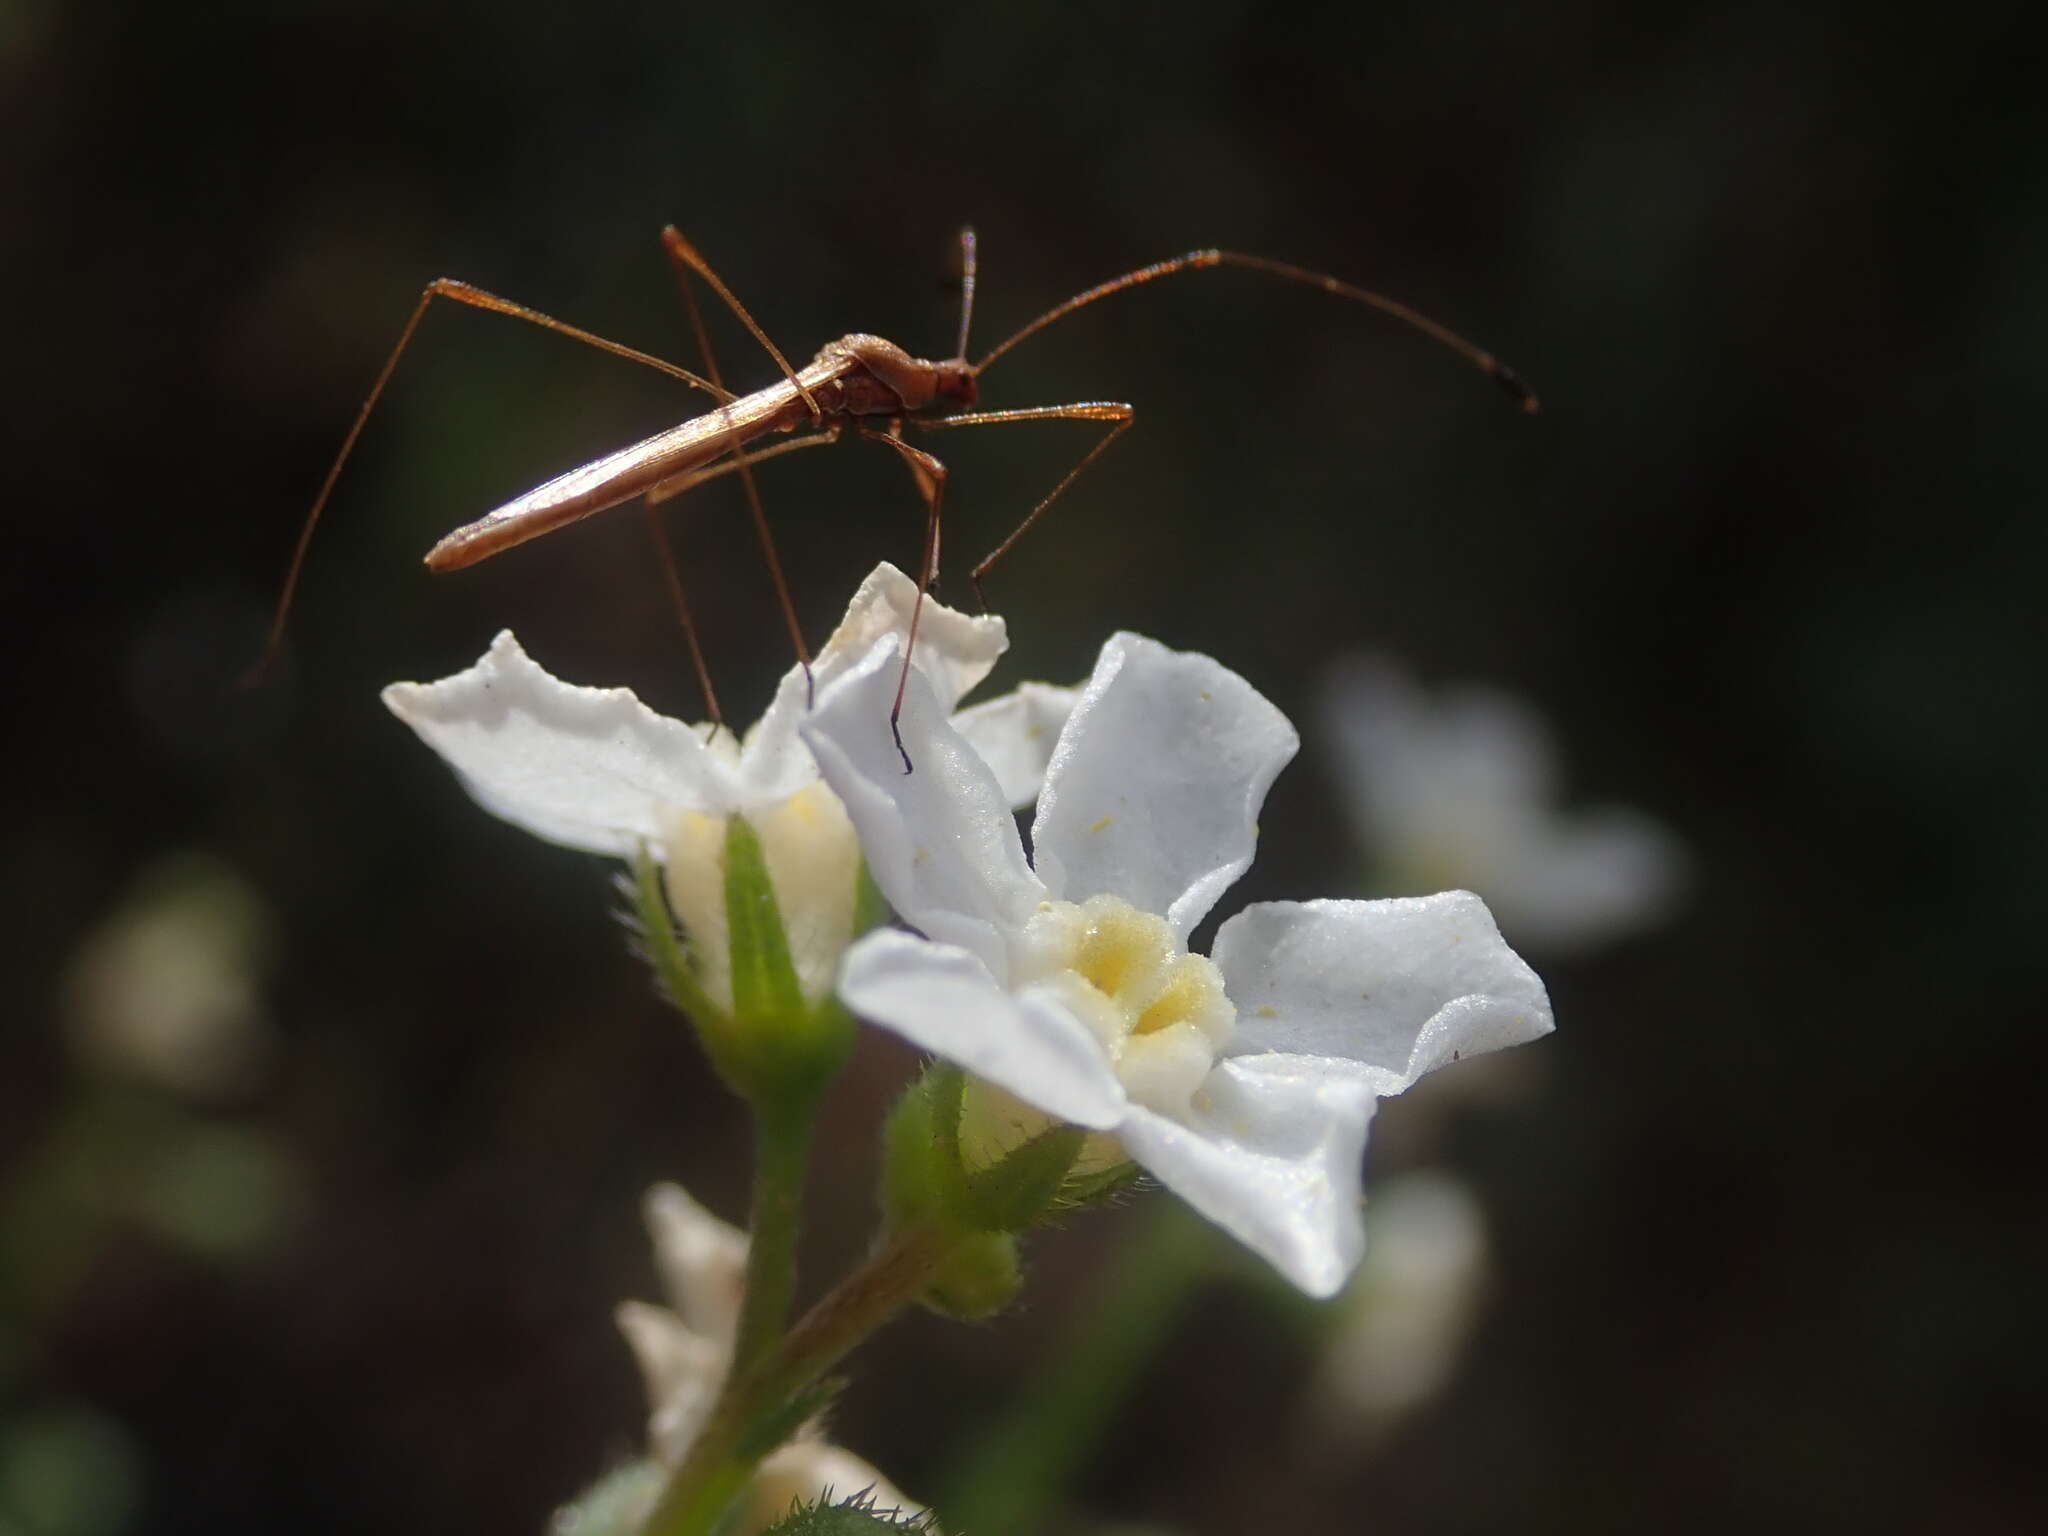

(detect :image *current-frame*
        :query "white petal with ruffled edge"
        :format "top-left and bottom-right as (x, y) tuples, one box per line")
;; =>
(738, 563), (1009, 805)
(804, 630), (1556, 1297)
(1212, 894), (1551, 1091)
(1117, 1055), (1378, 1298)
(1032, 634), (1297, 940)
(838, 929), (1126, 1130)
(803, 636), (1045, 972)
(952, 682), (1080, 810)
(382, 631), (738, 856)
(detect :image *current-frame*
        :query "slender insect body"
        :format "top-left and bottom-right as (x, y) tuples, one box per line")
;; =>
(421, 386), (794, 570)
(264, 225), (1533, 759)
(426, 333), (982, 573)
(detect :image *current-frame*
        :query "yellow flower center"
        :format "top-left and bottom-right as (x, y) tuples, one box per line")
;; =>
(960, 894), (1237, 1172)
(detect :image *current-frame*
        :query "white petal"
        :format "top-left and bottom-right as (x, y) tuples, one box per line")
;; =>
(1479, 807), (1688, 954)
(813, 561), (1009, 710)
(1314, 1169), (1490, 1424)
(382, 631), (735, 856)
(838, 930), (1126, 1130)
(1212, 894), (1552, 1093)
(802, 637), (1044, 971)
(736, 563), (1010, 804)
(1033, 634), (1297, 939)
(642, 1182), (747, 1345)
(615, 1300), (727, 1467)
(1322, 657), (1557, 844)
(731, 665), (822, 808)
(950, 682), (1081, 809)
(1118, 1055), (1378, 1297)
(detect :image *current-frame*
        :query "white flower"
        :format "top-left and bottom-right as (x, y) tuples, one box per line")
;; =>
(1310, 1170), (1490, 1440)
(1321, 655), (1686, 954)
(62, 853), (273, 1100)
(802, 632), (1553, 1297)
(615, 1184), (924, 1532)
(381, 563), (1076, 1011)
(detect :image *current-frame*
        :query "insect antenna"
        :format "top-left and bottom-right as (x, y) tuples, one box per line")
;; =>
(972, 249), (1539, 413)
(952, 226), (979, 362)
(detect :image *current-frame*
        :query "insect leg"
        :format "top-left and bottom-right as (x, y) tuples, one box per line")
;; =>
(642, 427), (843, 507)
(911, 402), (1136, 611)
(641, 497), (724, 729)
(661, 233), (813, 680)
(251, 279), (731, 684)
(659, 227), (820, 418)
(636, 428), (844, 732)
(857, 428), (952, 774)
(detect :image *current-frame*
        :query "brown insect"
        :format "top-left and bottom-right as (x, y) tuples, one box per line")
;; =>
(257, 227), (1535, 762)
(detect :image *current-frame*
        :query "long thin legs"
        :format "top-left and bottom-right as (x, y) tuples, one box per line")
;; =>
(640, 497), (724, 728)
(858, 428), (949, 772)
(643, 427), (842, 507)
(660, 233), (813, 677)
(974, 250), (1539, 413)
(660, 227), (819, 419)
(251, 279), (733, 682)
(911, 401), (1136, 609)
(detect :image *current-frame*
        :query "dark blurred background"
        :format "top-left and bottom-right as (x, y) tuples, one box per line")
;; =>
(5, 2), (2043, 1532)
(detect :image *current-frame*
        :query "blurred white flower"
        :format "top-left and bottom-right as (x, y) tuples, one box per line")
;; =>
(616, 1183), (924, 1531)
(1321, 655), (1686, 955)
(62, 852), (274, 1100)
(803, 631), (1552, 1297)
(381, 563), (1075, 1012)
(1309, 1170), (1490, 1443)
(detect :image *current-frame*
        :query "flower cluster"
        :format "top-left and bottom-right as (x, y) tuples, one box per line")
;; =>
(614, 1183), (922, 1532)
(387, 562), (1562, 1530)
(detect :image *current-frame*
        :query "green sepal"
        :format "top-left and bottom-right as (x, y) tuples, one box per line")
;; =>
(880, 1064), (958, 1236)
(723, 816), (855, 1105)
(756, 1491), (942, 1534)
(958, 1125), (1086, 1233)
(723, 815), (807, 1036)
(630, 827), (854, 1108)
(920, 1230), (1022, 1320)
(1057, 1159), (1144, 1211)
(630, 847), (722, 1037)
(881, 1061), (1082, 1237)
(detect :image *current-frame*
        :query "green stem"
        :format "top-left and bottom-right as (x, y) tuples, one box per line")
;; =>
(641, 1225), (960, 1536)
(729, 1099), (814, 1382)
(937, 1199), (1215, 1536)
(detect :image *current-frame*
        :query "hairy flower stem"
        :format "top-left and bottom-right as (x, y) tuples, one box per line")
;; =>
(729, 1100), (814, 1382)
(641, 1224), (958, 1536)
